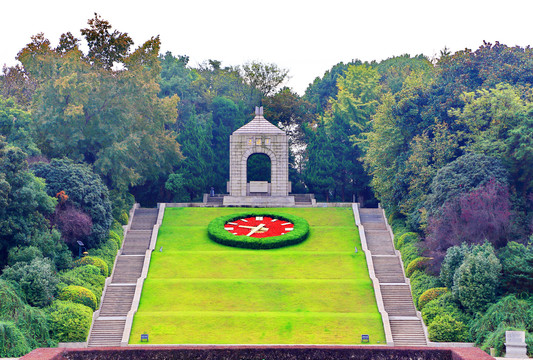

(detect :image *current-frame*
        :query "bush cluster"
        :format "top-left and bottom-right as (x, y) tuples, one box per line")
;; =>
(74, 256), (109, 277)
(58, 265), (105, 307)
(46, 300), (93, 342)
(406, 257), (431, 278)
(428, 314), (468, 342)
(58, 285), (97, 311)
(208, 212), (310, 249)
(0, 280), (54, 357)
(418, 287), (448, 310)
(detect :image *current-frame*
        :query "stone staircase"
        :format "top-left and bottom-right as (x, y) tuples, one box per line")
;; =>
(87, 208), (158, 347)
(359, 208), (427, 346)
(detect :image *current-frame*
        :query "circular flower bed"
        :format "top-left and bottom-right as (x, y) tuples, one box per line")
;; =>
(207, 212), (309, 249)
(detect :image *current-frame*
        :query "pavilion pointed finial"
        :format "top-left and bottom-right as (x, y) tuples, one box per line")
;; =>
(255, 106), (264, 116)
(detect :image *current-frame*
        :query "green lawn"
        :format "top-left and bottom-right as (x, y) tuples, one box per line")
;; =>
(129, 207), (385, 344)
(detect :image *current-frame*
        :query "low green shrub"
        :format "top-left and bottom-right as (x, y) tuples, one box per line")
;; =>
(400, 243), (421, 270)
(58, 285), (97, 311)
(58, 265), (105, 306)
(0, 280), (54, 352)
(410, 270), (440, 310)
(108, 230), (122, 248)
(0, 279), (25, 319)
(90, 237), (119, 273)
(470, 295), (532, 346)
(428, 314), (468, 342)
(396, 232), (419, 249)
(421, 293), (471, 327)
(207, 212), (309, 249)
(418, 287), (448, 310)
(0, 321), (31, 357)
(119, 210), (129, 225)
(74, 256), (109, 277)
(406, 257), (431, 278)
(46, 300), (92, 342)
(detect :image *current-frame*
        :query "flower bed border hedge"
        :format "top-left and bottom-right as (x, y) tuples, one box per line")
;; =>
(207, 211), (309, 249)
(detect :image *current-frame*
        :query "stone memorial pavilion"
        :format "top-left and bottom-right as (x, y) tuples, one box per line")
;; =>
(223, 107), (295, 206)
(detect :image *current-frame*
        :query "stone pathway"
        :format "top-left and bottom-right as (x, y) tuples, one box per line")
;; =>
(359, 208), (427, 346)
(87, 208), (158, 347)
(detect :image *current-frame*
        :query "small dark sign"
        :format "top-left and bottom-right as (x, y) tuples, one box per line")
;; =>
(141, 334), (149, 342)
(361, 334), (369, 343)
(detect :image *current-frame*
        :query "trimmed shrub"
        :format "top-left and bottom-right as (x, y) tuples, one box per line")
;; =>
(418, 287), (448, 310)
(46, 300), (92, 342)
(396, 232), (418, 249)
(422, 293), (471, 327)
(0, 258), (59, 308)
(108, 230), (122, 248)
(428, 314), (468, 342)
(119, 210), (129, 225)
(400, 242), (421, 270)
(406, 257), (431, 278)
(58, 265), (105, 307)
(410, 270), (440, 310)
(207, 212), (310, 249)
(58, 285), (97, 311)
(0, 321), (31, 357)
(74, 256), (109, 277)
(90, 237), (119, 273)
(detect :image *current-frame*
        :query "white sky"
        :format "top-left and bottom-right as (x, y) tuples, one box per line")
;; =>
(2, 0), (533, 94)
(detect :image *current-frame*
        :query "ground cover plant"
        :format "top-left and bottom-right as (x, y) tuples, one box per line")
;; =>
(130, 207), (385, 344)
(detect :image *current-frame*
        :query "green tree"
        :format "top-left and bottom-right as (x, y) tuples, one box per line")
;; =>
(451, 83), (533, 196)
(210, 96), (242, 192)
(304, 60), (362, 113)
(321, 64), (380, 202)
(1, 257), (59, 307)
(498, 241), (533, 294)
(0, 95), (39, 156)
(0, 140), (56, 266)
(425, 153), (509, 216)
(241, 61), (289, 99)
(32, 159), (113, 249)
(174, 109), (214, 200)
(80, 13), (133, 69)
(452, 243), (502, 314)
(302, 124), (336, 201)
(18, 27), (181, 192)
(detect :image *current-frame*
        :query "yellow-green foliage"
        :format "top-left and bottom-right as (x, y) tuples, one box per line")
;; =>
(58, 285), (97, 311)
(108, 230), (122, 248)
(406, 257), (431, 277)
(396, 232), (418, 249)
(74, 256), (108, 277)
(119, 210), (129, 225)
(46, 300), (92, 342)
(418, 287), (448, 310)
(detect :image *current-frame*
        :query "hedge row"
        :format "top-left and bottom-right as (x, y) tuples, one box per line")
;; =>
(207, 212), (310, 249)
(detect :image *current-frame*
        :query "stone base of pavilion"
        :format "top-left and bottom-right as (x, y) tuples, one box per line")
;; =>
(222, 195), (295, 207)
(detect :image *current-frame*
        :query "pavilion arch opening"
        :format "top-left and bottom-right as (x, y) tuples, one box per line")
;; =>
(247, 153), (271, 182)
